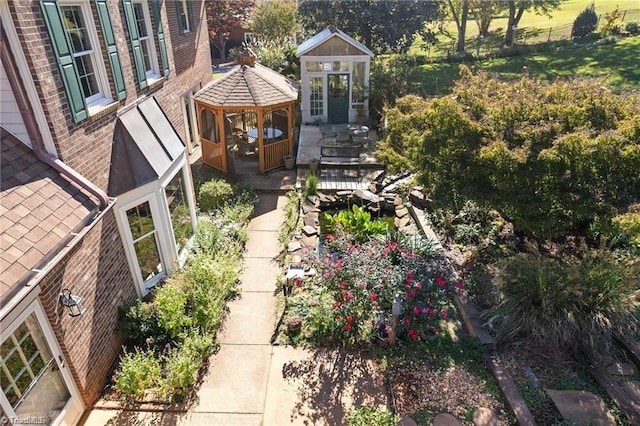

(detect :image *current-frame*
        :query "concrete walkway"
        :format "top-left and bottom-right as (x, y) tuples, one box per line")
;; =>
(82, 192), (387, 425)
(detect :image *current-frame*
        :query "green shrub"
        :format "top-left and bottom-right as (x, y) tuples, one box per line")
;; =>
(346, 406), (400, 426)
(198, 179), (233, 212)
(611, 212), (640, 247)
(154, 279), (191, 338)
(323, 205), (388, 243)
(305, 171), (318, 196)
(158, 332), (216, 400)
(492, 253), (640, 352)
(625, 21), (640, 35)
(600, 8), (623, 37)
(116, 300), (171, 347)
(115, 348), (161, 402)
(571, 4), (598, 38)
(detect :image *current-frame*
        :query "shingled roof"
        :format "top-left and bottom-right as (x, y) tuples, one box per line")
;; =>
(0, 130), (98, 298)
(195, 63), (298, 108)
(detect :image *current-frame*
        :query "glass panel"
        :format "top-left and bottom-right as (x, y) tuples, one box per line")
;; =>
(306, 61), (322, 72)
(352, 62), (366, 103)
(310, 77), (323, 116)
(133, 3), (148, 37)
(15, 360), (70, 422)
(1, 313), (71, 423)
(134, 235), (163, 280)
(1, 338), (15, 358)
(75, 55), (99, 98)
(127, 202), (155, 240)
(165, 172), (193, 252)
(332, 61), (349, 72)
(201, 110), (220, 143)
(61, 6), (92, 53)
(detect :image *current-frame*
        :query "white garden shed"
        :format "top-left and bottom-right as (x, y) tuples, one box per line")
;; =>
(296, 27), (374, 124)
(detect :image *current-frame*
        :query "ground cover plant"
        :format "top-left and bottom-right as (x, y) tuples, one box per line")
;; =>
(112, 180), (255, 402)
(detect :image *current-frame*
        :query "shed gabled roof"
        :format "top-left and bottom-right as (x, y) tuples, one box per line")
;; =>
(296, 27), (374, 58)
(195, 63), (298, 108)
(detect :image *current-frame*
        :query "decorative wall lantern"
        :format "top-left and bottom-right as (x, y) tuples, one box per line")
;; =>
(59, 289), (85, 317)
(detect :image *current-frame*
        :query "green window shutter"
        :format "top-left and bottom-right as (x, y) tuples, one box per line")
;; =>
(152, 0), (170, 77)
(123, 0), (148, 89)
(39, 0), (88, 123)
(95, 0), (126, 100)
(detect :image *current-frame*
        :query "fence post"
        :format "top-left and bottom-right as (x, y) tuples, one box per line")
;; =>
(622, 10), (627, 22)
(548, 27), (552, 42)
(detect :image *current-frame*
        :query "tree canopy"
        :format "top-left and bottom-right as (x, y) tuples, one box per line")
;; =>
(297, 0), (441, 54)
(205, 0), (255, 60)
(377, 67), (640, 239)
(251, 0), (297, 43)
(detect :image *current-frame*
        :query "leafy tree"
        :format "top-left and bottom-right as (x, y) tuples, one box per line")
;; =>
(205, 0), (255, 60)
(503, 0), (564, 47)
(571, 3), (598, 38)
(297, 0), (441, 54)
(377, 66), (640, 239)
(251, 0), (297, 43)
(446, 0), (470, 53)
(469, 0), (500, 37)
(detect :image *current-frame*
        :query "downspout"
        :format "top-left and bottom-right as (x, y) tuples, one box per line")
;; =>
(1, 27), (109, 209)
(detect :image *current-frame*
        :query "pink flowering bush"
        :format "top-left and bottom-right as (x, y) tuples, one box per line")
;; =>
(287, 232), (462, 346)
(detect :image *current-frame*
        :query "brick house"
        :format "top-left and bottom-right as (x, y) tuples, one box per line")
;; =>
(0, 1), (211, 424)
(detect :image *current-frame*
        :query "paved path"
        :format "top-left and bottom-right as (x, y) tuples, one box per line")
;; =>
(82, 192), (387, 425)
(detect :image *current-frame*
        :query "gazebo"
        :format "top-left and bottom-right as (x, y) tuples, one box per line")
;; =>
(194, 52), (298, 174)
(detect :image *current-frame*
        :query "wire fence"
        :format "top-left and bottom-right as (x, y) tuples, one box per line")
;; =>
(422, 9), (640, 60)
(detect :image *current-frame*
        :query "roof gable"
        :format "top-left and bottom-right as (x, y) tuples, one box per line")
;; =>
(296, 27), (374, 58)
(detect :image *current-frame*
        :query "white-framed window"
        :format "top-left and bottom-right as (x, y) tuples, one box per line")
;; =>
(310, 76), (324, 117)
(125, 199), (165, 288)
(243, 32), (256, 44)
(59, 0), (112, 108)
(177, 0), (193, 33)
(133, 0), (160, 79)
(0, 302), (83, 425)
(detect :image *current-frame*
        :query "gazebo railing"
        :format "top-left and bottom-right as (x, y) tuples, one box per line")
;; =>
(263, 138), (289, 172)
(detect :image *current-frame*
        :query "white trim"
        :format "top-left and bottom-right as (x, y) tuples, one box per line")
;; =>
(59, 0), (113, 108)
(134, 0), (161, 79)
(113, 156), (196, 297)
(0, 301), (84, 426)
(0, 2), (57, 154)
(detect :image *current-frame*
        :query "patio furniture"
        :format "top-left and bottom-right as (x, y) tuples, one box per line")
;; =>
(247, 127), (283, 141)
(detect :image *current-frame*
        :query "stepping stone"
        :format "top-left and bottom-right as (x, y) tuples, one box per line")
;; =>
(395, 207), (409, 218)
(606, 362), (638, 376)
(354, 188), (381, 203)
(301, 225), (317, 236)
(547, 389), (616, 426)
(432, 413), (461, 426)
(303, 215), (316, 228)
(473, 407), (497, 426)
(397, 415), (417, 426)
(287, 241), (302, 252)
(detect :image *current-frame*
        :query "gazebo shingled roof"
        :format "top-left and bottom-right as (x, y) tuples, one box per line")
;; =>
(195, 63), (298, 107)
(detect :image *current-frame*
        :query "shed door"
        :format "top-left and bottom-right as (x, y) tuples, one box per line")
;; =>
(327, 74), (349, 124)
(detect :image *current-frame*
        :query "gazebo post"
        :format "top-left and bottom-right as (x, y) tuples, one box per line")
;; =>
(216, 107), (227, 173)
(256, 106), (265, 174)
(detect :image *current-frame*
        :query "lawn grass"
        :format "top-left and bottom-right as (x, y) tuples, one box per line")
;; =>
(409, 0), (639, 59)
(411, 35), (640, 96)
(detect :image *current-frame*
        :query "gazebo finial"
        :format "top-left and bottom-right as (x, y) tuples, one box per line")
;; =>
(238, 47), (257, 67)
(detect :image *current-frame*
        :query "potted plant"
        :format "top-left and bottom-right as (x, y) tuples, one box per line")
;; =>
(283, 154), (295, 170)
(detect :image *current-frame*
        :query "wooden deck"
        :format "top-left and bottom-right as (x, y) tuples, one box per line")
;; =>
(296, 124), (384, 191)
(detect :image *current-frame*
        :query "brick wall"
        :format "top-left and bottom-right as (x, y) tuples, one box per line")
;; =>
(9, 1), (212, 191)
(37, 209), (138, 406)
